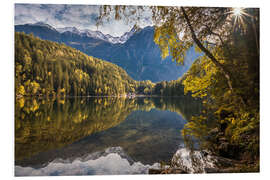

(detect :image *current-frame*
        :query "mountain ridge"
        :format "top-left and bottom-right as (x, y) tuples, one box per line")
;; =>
(16, 22), (139, 44)
(15, 23), (200, 82)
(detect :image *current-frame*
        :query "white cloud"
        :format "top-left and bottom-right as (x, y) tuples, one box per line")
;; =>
(15, 4), (153, 36)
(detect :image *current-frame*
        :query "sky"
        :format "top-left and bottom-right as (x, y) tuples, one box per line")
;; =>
(15, 4), (153, 37)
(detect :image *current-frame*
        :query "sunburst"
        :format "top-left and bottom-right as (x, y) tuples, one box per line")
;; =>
(232, 7), (244, 17)
(227, 7), (251, 31)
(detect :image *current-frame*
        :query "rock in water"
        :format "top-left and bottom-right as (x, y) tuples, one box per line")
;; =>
(171, 148), (216, 173)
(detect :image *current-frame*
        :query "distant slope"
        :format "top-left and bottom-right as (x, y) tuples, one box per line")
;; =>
(15, 23), (199, 82)
(15, 32), (138, 97)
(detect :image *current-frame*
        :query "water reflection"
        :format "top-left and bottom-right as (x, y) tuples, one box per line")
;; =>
(15, 147), (160, 176)
(15, 96), (202, 171)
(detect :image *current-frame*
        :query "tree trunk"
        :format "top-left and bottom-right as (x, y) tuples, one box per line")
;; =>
(181, 7), (246, 108)
(181, 7), (234, 92)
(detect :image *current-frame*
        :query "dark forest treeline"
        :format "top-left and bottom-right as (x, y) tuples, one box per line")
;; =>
(152, 79), (187, 96)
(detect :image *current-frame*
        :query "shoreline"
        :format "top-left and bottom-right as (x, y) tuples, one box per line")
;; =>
(149, 126), (259, 174)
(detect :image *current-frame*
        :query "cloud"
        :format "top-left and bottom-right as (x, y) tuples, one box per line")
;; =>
(15, 4), (153, 36)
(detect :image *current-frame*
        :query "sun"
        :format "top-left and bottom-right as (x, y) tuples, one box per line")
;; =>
(232, 7), (244, 17)
(227, 7), (250, 31)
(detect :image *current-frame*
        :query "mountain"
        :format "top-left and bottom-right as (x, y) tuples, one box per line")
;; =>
(15, 23), (200, 82)
(56, 25), (139, 44)
(15, 22), (61, 42)
(75, 26), (199, 82)
(31, 22), (57, 31)
(56, 26), (81, 34)
(15, 32), (140, 97)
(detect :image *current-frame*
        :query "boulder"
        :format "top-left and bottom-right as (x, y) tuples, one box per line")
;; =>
(171, 147), (217, 173)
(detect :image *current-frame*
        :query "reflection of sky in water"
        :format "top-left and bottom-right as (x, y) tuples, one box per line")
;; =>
(15, 147), (160, 176)
(15, 97), (202, 176)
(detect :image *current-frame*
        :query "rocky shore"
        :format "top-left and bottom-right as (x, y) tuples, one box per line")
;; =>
(149, 126), (259, 174)
(149, 147), (258, 174)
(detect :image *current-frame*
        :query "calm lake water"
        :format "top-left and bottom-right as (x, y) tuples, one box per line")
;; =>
(15, 96), (202, 176)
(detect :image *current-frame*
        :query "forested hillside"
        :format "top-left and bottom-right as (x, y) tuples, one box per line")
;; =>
(15, 32), (139, 97)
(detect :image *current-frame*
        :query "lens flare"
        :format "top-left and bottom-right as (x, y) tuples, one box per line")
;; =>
(232, 7), (243, 17)
(227, 7), (251, 31)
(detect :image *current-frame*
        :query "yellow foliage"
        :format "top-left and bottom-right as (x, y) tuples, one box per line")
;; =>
(154, 25), (190, 62)
(17, 85), (25, 95)
(29, 99), (39, 112)
(18, 98), (25, 108)
(182, 56), (218, 98)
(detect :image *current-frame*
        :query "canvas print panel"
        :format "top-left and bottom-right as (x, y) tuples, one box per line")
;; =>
(14, 4), (259, 176)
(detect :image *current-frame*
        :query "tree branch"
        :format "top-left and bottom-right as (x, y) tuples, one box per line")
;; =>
(204, 25), (225, 45)
(181, 7), (247, 108)
(181, 7), (233, 91)
(205, 41), (217, 46)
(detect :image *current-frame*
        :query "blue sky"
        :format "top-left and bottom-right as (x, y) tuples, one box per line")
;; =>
(15, 4), (153, 36)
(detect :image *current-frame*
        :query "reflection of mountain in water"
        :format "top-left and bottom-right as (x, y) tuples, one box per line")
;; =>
(15, 97), (202, 168)
(15, 147), (160, 176)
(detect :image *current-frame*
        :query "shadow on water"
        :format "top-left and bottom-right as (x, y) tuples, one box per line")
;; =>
(15, 96), (202, 168)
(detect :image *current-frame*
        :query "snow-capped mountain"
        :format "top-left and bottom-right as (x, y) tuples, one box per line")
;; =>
(118, 26), (139, 43)
(56, 25), (140, 44)
(17, 22), (140, 44)
(56, 26), (81, 34)
(29, 22), (57, 31)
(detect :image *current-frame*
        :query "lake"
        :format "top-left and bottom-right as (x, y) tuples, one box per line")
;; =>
(15, 96), (202, 176)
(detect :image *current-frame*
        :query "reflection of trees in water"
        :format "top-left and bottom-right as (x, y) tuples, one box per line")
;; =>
(15, 97), (135, 161)
(15, 96), (202, 162)
(151, 97), (214, 151)
(181, 108), (217, 151)
(150, 97), (202, 121)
